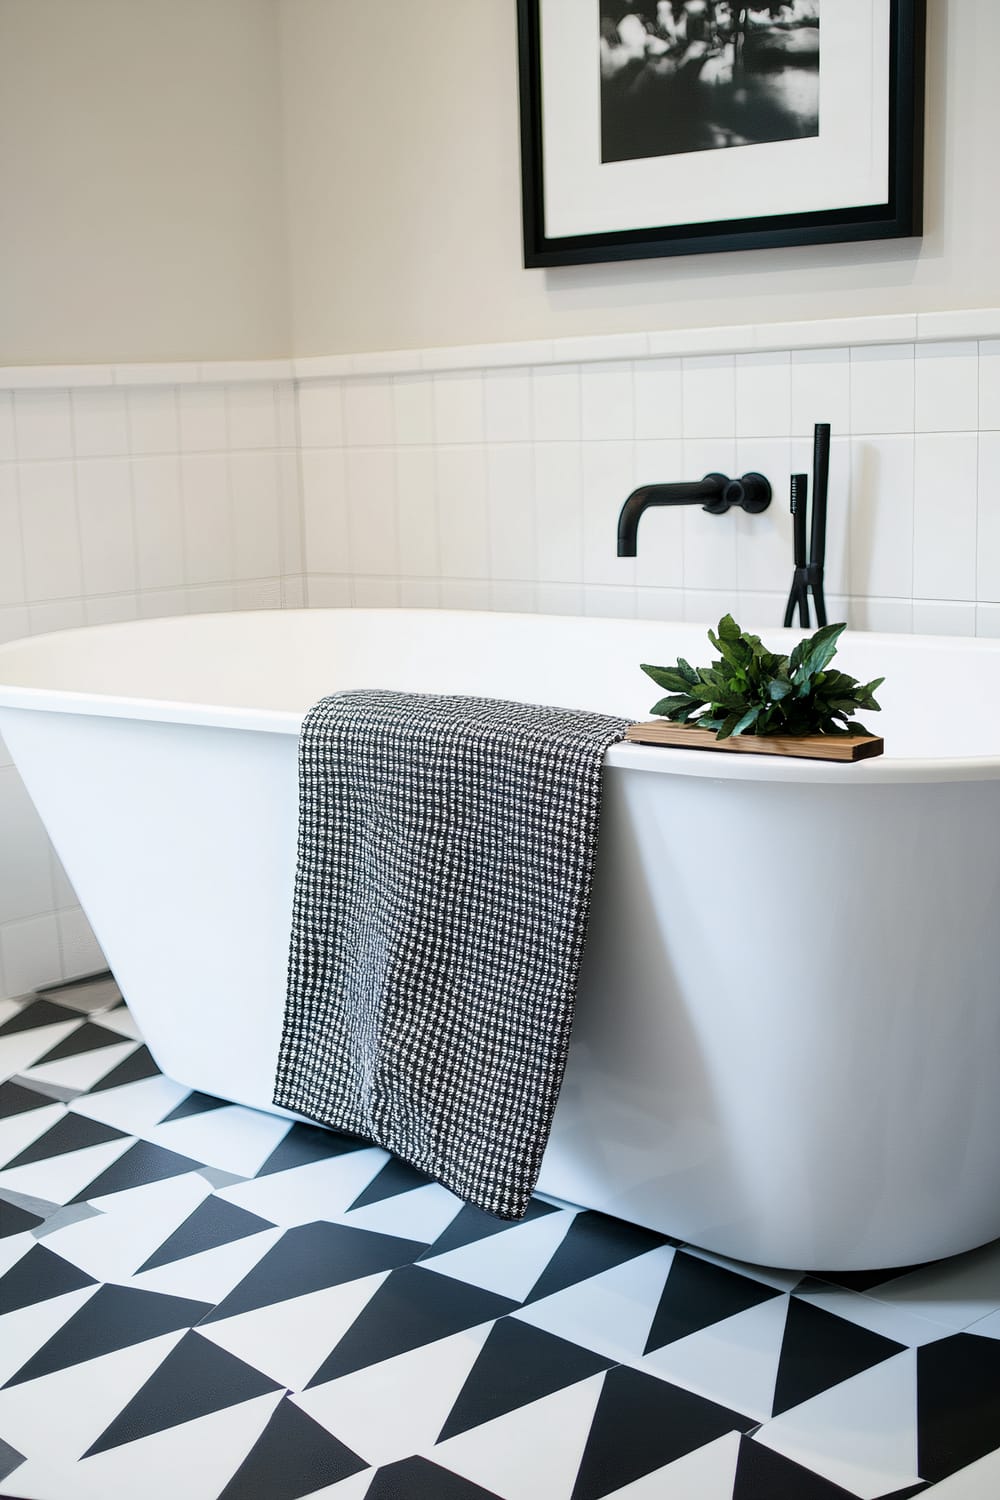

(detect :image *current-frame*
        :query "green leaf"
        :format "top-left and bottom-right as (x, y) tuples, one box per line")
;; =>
(718, 614), (741, 642)
(802, 622), (847, 678)
(650, 694), (699, 718)
(675, 657), (700, 686)
(641, 663), (697, 694)
(768, 678), (794, 701)
(731, 705), (762, 737)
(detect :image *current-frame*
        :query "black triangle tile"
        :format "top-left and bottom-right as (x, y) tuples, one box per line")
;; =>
(307, 1264), (519, 1387)
(349, 1154), (434, 1210)
(644, 1250), (779, 1354)
(87, 1045), (160, 1093)
(571, 1365), (754, 1500)
(202, 1220), (428, 1325)
(138, 1195), (277, 1272)
(438, 1316), (615, 1442)
(0, 1243), (97, 1316)
(217, 1394), (368, 1500)
(3, 1114), (126, 1172)
(0, 1200), (44, 1238)
(0, 1000), (80, 1037)
(525, 1209), (674, 1305)
(875, 1488), (929, 1499)
(366, 1456), (502, 1500)
(158, 1091), (228, 1125)
(772, 1297), (905, 1416)
(83, 1329), (282, 1457)
(68, 1141), (206, 1204)
(419, 1196), (560, 1265)
(254, 1121), (373, 1177)
(812, 1264), (925, 1293)
(733, 1434), (868, 1498)
(917, 1332), (1000, 1483)
(5, 1283), (213, 1387)
(0, 1433), (25, 1485)
(0, 1081), (59, 1119)
(29, 1021), (129, 1067)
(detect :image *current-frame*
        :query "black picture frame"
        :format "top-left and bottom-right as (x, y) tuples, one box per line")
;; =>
(517, 0), (925, 268)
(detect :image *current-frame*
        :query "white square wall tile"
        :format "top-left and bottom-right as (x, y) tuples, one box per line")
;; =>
(734, 438), (793, 595)
(484, 368), (533, 444)
(278, 451), (304, 578)
(0, 767), (56, 922)
(912, 601), (977, 636)
(345, 448), (398, 576)
(582, 442), (635, 586)
(277, 383), (298, 449)
(1, 913), (62, 995)
(735, 353), (791, 439)
(72, 389), (129, 457)
(439, 578), (490, 610)
(127, 386), (179, 455)
(633, 439), (684, 590)
(396, 448), (439, 578)
(682, 356), (736, 440)
(532, 366), (580, 442)
(432, 372), (485, 445)
(342, 379), (394, 447)
(230, 451), (281, 579)
(487, 444), (535, 581)
(534, 445), (583, 583)
(131, 456), (185, 590)
(76, 458), (137, 596)
(791, 348), (851, 439)
(180, 452), (231, 586)
(392, 375), (435, 446)
(178, 385), (228, 452)
(580, 362), (634, 441)
(0, 468), (24, 606)
(13, 390), (73, 460)
(682, 438), (737, 591)
(0, 393), (15, 461)
(850, 345), (915, 435)
(849, 436), (915, 599)
(300, 449), (350, 574)
(980, 342), (1000, 431)
(914, 342), (979, 433)
(490, 580), (536, 612)
(57, 905), (106, 981)
(633, 358), (682, 442)
(353, 575), (400, 607)
(913, 433), (978, 601)
(297, 382), (344, 448)
(17, 462), (82, 601)
(85, 593), (139, 626)
(976, 433), (1000, 602)
(29, 598), (85, 633)
(226, 384), (279, 450)
(437, 446), (489, 578)
(399, 577), (441, 608)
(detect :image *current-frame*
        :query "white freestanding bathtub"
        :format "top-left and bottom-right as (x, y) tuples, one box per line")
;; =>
(1, 608), (999, 1271)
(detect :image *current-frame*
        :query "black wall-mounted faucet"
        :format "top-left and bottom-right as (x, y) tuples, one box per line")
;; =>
(616, 472), (771, 556)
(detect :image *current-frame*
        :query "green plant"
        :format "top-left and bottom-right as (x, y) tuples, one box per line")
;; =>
(641, 615), (884, 740)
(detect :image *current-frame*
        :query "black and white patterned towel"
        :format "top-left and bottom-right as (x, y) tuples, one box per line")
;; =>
(273, 689), (628, 1220)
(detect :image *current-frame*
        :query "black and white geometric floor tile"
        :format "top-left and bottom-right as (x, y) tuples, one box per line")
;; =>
(2, 977), (1000, 1499)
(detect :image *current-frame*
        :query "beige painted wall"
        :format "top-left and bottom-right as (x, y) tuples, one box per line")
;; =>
(0, 0), (289, 365)
(279, 0), (1000, 355)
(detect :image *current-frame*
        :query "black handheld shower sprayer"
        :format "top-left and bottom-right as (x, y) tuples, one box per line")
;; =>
(783, 423), (830, 629)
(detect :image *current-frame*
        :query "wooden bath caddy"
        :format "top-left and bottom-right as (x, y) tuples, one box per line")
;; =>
(625, 721), (884, 763)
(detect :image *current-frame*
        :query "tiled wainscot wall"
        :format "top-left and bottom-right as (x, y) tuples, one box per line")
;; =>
(2, 311), (1000, 997)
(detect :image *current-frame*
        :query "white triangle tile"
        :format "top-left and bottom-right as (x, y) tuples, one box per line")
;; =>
(341, 1183), (464, 1245)
(69, 1074), (190, 1137)
(865, 1239), (1000, 1331)
(967, 1306), (1000, 1340)
(513, 1245), (676, 1364)
(920, 1444), (1000, 1497)
(145, 1106), (292, 1179)
(299, 1474), (375, 1500)
(294, 1321), (494, 1468)
(42, 1172), (213, 1283)
(0, 1134), (137, 1206)
(796, 1281), (950, 1347)
(198, 1271), (391, 1393)
(22, 1041), (139, 1094)
(602, 1430), (742, 1499)
(418, 1207), (577, 1302)
(754, 1348), (920, 1500)
(0, 1284), (102, 1386)
(0, 1021), (83, 1079)
(7, 1390), (284, 1500)
(0, 1229), (37, 1279)
(428, 1369), (607, 1500)
(638, 1294), (789, 1423)
(216, 1149), (389, 1227)
(128, 1226), (285, 1304)
(0, 1100), (66, 1169)
(94, 1007), (143, 1040)
(0, 1327), (188, 1465)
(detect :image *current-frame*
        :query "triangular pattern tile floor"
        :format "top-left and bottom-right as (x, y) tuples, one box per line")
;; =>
(1, 980), (999, 1497)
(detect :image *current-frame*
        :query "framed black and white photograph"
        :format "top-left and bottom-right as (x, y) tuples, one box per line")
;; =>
(517, 0), (925, 266)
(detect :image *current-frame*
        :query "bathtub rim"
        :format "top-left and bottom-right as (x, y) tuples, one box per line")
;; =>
(1, 607), (999, 787)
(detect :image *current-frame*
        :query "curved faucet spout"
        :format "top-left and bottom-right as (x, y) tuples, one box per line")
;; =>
(616, 471), (771, 556)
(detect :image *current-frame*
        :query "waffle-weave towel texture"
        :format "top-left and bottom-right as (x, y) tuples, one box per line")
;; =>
(273, 689), (628, 1219)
